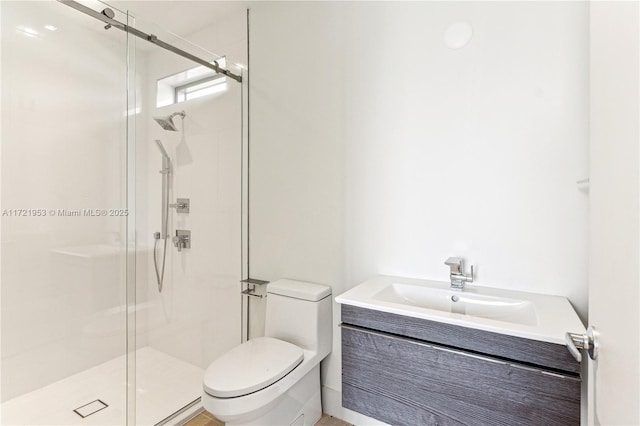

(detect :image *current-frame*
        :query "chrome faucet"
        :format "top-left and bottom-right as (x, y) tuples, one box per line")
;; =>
(173, 230), (191, 252)
(445, 257), (474, 290)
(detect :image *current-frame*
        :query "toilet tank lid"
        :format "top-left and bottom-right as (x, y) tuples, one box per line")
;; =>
(267, 279), (331, 301)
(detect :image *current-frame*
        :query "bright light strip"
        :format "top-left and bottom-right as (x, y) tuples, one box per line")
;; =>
(16, 26), (39, 38)
(123, 107), (142, 117)
(44, 25), (58, 32)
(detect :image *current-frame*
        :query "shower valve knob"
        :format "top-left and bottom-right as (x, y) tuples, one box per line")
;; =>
(169, 198), (190, 213)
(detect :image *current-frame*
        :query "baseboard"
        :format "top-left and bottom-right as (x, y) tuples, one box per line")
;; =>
(321, 386), (389, 426)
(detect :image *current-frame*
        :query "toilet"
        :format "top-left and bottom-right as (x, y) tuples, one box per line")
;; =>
(203, 279), (332, 426)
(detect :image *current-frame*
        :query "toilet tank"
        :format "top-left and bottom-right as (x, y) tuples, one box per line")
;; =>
(265, 279), (332, 358)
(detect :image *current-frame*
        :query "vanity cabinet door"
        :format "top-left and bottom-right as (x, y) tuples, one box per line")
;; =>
(342, 305), (580, 375)
(342, 326), (581, 426)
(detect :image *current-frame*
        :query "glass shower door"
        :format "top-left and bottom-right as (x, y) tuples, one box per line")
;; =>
(1, 2), (245, 424)
(1, 1), (132, 425)
(128, 12), (245, 424)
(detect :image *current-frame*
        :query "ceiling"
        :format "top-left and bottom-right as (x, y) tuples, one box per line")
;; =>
(110, 1), (248, 38)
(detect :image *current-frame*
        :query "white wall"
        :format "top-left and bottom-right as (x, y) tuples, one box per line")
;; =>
(249, 1), (589, 422)
(344, 2), (589, 311)
(247, 1), (347, 338)
(588, 2), (639, 424)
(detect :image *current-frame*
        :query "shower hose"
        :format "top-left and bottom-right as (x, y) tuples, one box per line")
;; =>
(153, 197), (170, 293)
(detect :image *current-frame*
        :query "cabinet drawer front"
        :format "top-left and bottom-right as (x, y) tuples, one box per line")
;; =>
(341, 305), (580, 375)
(342, 326), (581, 426)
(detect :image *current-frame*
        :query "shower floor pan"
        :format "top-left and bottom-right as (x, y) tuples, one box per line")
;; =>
(1, 347), (204, 426)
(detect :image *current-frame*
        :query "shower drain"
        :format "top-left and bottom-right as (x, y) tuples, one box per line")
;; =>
(73, 399), (108, 418)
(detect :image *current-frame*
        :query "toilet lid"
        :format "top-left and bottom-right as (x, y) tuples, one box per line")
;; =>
(203, 337), (304, 398)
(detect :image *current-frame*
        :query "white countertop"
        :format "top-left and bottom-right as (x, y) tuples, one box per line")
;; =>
(336, 275), (586, 345)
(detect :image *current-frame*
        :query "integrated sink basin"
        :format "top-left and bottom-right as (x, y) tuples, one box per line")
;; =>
(374, 283), (537, 326)
(336, 276), (585, 344)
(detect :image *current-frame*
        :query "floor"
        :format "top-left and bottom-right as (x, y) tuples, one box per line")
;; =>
(314, 415), (353, 426)
(184, 411), (223, 426)
(184, 412), (353, 426)
(1, 347), (204, 426)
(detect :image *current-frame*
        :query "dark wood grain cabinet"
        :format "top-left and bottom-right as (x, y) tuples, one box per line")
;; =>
(341, 305), (581, 426)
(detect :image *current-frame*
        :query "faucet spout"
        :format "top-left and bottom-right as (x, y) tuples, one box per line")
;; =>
(445, 257), (474, 290)
(445, 257), (463, 274)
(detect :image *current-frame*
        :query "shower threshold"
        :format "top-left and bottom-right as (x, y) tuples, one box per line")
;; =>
(1, 347), (204, 426)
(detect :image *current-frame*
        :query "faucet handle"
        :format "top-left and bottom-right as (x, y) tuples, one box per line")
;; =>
(172, 230), (191, 252)
(172, 235), (182, 252)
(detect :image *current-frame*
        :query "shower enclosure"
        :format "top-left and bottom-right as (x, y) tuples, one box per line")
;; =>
(0, 1), (247, 424)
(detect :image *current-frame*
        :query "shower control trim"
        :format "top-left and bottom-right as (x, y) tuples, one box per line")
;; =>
(169, 198), (190, 213)
(173, 230), (191, 252)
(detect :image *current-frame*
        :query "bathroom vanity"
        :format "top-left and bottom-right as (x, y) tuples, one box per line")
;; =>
(336, 276), (585, 426)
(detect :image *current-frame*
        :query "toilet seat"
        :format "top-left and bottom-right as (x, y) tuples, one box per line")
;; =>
(204, 337), (304, 398)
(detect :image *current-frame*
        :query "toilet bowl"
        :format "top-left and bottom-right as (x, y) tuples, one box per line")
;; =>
(203, 279), (332, 426)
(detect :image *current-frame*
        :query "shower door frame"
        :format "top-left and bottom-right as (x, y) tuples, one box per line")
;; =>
(125, 9), (137, 426)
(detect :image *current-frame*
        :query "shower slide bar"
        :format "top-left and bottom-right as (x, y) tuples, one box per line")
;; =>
(57, 0), (243, 83)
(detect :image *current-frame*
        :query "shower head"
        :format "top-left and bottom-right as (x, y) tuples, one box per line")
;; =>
(153, 111), (186, 131)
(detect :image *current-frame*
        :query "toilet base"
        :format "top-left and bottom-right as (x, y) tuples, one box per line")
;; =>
(218, 364), (322, 426)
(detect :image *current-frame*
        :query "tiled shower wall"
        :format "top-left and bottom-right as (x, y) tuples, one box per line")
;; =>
(139, 8), (247, 371)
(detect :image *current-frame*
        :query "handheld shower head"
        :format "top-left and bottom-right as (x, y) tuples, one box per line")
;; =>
(154, 139), (170, 160)
(153, 111), (186, 132)
(154, 139), (172, 175)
